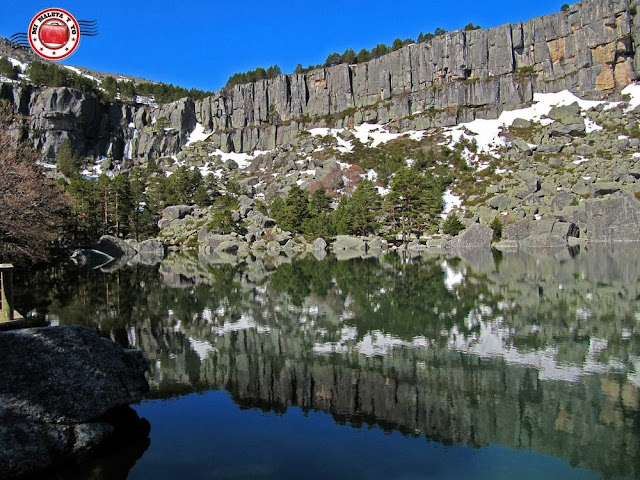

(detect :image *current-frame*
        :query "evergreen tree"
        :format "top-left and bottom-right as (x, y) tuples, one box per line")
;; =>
(120, 81), (137, 101)
(332, 195), (353, 235)
(281, 185), (310, 233)
(371, 43), (390, 58)
(356, 48), (371, 63)
(96, 174), (113, 235)
(66, 177), (100, 243)
(385, 167), (443, 240)
(269, 196), (286, 227)
(308, 189), (331, 217)
(347, 180), (382, 235)
(102, 76), (118, 99)
(324, 52), (341, 67)
(341, 48), (356, 64)
(128, 168), (158, 240)
(442, 213), (465, 236)
(56, 139), (81, 179)
(490, 217), (503, 242)
(111, 175), (133, 238)
(0, 57), (20, 79)
(392, 38), (405, 51)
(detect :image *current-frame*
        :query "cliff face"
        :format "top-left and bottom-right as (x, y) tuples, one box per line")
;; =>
(196, 0), (639, 152)
(2, 0), (640, 160)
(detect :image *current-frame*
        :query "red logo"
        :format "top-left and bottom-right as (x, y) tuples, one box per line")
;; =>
(28, 8), (80, 60)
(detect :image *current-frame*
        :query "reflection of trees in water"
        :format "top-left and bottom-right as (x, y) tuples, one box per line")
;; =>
(14, 247), (640, 478)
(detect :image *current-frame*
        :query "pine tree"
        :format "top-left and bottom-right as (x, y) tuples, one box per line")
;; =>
(385, 167), (443, 240)
(341, 48), (356, 64)
(442, 213), (465, 236)
(308, 189), (331, 216)
(111, 175), (133, 238)
(281, 185), (310, 233)
(102, 76), (118, 99)
(348, 180), (382, 235)
(96, 174), (113, 235)
(324, 52), (341, 67)
(356, 48), (371, 63)
(56, 139), (80, 179)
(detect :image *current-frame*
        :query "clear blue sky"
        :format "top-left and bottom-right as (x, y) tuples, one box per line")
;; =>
(2, 1), (567, 92)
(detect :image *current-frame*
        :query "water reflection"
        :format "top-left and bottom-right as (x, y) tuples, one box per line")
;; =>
(17, 245), (640, 478)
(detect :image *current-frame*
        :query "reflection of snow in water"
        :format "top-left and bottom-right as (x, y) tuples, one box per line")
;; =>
(442, 261), (465, 291)
(189, 338), (217, 361)
(311, 304), (632, 384)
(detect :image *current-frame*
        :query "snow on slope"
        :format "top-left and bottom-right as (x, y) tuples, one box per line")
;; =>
(445, 90), (607, 154)
(185, 123), (210, 145)
(8, 57), (27, 72)
(622, 83), (640, 112)
(63, 65), (99, 83)
(309, 128), (354, 153)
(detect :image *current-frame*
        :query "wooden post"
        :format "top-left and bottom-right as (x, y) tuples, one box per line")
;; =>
(0, 264), (14, 323)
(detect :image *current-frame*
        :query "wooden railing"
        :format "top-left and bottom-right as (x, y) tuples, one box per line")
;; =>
(0, 264), (14, 323)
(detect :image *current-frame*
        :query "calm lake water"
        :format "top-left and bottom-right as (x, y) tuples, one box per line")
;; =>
(16, 245), (640, 479)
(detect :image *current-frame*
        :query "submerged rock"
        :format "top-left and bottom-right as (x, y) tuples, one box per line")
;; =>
(0, 326), (149, 478)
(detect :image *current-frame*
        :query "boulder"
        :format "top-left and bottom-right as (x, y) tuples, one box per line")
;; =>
(0, 326), (149, 478)
(161, 205), (194, 222)
(201, 234), (240, 252)
(446, 224), (493, 249)
(312, 237), (327, 252)
(95, 235), (137, 261)
(593, 182), (621, 196)
(551, 192), (576, 212)
(69, 249), (114, 269)
(519, 234), (568, 248)
(559, 193), (640, 243)
(549, 122), (586, 137)
(132, 239), (166, 265)
(333, 235), (367, 252)
(551, 221), (580, 240)
(511, 138), (532, 154)
(366, 237), (385, 251)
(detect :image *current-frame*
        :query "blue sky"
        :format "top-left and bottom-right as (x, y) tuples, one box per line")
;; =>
(2, 1), (567, 92)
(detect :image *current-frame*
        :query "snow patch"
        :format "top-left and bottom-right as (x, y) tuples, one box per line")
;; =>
(622, 83), (640, 112)
(445, 90), (606, 155)
(442, 189), (462, 216)
(189, 338), (216, 361)
(8, 57), (27, 72)
(186, 123), (210, 145)
(208, 149), (256, 169)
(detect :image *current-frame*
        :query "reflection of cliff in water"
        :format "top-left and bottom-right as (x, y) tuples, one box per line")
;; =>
(19, 245), (640, 478)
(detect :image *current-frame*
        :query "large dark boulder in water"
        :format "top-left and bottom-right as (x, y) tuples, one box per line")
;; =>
(94, 235), (137, 261)
(0, 326), (149, 478)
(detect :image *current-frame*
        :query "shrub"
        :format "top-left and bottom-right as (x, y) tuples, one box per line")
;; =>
(489, 217), (503, 242)
(442, 213), (465, 236)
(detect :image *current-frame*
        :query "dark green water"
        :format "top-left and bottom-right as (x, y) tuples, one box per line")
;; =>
(16, 245), (640, 479)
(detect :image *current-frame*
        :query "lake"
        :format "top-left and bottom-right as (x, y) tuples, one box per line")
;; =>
(16, 245), (640, 479)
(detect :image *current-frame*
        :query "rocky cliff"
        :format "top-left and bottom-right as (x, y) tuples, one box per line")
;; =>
(2, 0), (640, 161)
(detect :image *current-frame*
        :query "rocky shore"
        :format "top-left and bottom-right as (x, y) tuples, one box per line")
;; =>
(0, 326), (149, 479)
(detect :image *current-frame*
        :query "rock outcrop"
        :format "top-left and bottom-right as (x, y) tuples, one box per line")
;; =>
(0, 326), (149, 479)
